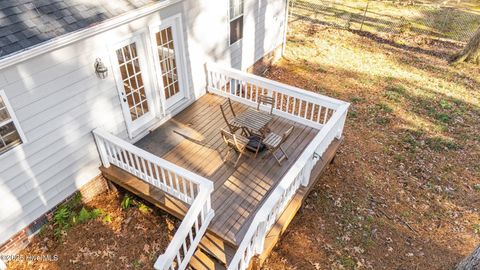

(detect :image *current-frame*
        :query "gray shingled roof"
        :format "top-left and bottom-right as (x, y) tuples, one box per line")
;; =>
(0, 0), (160, 60)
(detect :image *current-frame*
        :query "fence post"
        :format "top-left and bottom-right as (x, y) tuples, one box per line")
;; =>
(360, 0), (370, 31)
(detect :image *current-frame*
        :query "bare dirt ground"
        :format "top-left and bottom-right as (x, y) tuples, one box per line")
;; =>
(261, 17), (480, 270)
(6, 191), (178, 270)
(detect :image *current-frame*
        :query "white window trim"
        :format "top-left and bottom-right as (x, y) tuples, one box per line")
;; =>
(0, 90), (27, 156)
(228, 0), (244, 46)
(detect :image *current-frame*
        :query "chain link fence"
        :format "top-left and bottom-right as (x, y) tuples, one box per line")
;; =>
(288, 0), (480, 42)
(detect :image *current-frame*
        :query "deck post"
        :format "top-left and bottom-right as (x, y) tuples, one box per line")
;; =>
(335, 105), (349, 139)
(93, 131), (110, 168)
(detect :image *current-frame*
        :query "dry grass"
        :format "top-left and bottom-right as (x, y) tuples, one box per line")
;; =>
(262, 17), (480, 270)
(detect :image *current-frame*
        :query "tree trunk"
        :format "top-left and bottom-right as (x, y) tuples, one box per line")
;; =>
(451, 25), (480, 65)
(456, 245), (480, 270)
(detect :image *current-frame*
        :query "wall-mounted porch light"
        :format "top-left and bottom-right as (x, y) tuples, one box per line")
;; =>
(94, 58), (108, 79)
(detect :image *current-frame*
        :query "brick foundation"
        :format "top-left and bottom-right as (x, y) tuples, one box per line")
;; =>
(246, 45), (283, 75)
(0, 174), (108, 256)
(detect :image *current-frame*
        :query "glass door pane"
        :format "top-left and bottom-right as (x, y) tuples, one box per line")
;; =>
(115, 42), (150, 121)
(154, 27), (181, 102)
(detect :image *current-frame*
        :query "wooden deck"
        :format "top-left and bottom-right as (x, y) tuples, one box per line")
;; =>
(134, 94), (319, 246)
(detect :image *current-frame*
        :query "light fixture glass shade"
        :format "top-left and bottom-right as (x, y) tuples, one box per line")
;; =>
(94, 58), (108, 79)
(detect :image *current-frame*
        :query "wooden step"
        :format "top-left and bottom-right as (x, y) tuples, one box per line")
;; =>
(190, 247), (226, 270)
(198, 232), (236, 266)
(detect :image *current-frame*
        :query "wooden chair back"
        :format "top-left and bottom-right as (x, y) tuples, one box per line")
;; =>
(280, 126), (294, 145)
(220, 99), (239, 133)
(221, 98), (236, 117)
(220, 129), (245, 153)
(257, 95), (275, 114)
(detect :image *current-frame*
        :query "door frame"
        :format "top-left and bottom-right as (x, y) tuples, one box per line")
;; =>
(109, 31), (157, 139)
(148, 14), (190, 113)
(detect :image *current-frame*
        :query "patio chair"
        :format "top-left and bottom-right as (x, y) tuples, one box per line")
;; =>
(257, 95), (275, 115)
(263, 126), (294, 165)
(220, 129), (259, 166)
(220, 98), (243, 134)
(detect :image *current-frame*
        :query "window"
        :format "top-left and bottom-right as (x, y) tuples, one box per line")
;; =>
(229, 0), (244, 45)
(0, 90), (26, 155)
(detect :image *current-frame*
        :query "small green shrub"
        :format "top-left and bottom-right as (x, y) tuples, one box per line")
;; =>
(138, 203), (151, 214)
(77, 207), (92, 223)
(121, 195), (133, 210)
(52, 206), (72, 238)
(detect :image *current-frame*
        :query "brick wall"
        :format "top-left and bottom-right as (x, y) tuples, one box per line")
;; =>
(0, 174), (108, 256)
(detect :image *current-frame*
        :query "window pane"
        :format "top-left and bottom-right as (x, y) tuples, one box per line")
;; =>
(230, 0), (243, 19)
(0, 122), (21, 153)
(230, 16), (243, 44)
(0, 107), (10, 122)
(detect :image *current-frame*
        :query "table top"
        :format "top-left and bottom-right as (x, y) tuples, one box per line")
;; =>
(233, 108), (273, 133)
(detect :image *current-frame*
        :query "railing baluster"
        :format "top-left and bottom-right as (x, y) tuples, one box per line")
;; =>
(93, 129), (215, 270)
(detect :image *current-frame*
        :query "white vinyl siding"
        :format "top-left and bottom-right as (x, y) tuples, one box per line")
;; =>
(0, 0), (287, 245)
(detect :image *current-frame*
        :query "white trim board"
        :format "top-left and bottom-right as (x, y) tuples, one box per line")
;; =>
(0, 0), (184, 71)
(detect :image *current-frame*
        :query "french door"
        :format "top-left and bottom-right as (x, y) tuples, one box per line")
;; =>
(150, 22), (186, 109)
(111, 36), (156, 138)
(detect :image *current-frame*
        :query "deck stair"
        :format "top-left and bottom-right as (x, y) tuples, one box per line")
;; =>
(100, 137), (341, 269)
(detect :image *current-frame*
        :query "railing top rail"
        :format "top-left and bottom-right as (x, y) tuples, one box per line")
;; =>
(228, 103), (349, 269)
(93, 128), (214, 190)
(206, 62), (349, 110)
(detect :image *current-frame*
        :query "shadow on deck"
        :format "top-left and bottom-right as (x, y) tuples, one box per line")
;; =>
(134, 93), (319, 246)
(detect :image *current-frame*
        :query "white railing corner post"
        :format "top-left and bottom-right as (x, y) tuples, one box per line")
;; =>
(93, 131), (110, 168)
(335, 105), (349, 139)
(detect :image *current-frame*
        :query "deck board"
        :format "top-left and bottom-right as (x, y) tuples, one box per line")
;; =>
(134, 93), (319, 245)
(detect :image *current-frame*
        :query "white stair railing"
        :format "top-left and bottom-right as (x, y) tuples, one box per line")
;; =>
(205, 64), (350, 270)
(92, 128), (214, 270)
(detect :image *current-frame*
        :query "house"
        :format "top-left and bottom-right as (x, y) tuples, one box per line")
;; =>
(0, 0), (349, 269)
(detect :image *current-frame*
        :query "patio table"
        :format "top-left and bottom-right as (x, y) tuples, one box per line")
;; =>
(233, 108), (273, 136)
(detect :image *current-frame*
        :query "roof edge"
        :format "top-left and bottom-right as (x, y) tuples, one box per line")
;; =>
(0, 0), (183, 71)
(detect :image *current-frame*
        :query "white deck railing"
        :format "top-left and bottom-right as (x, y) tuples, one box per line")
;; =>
(206, 63), (346, 129)
(205, 64), (349, 270)
(92, 128), (215, 270)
